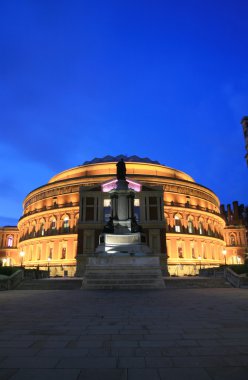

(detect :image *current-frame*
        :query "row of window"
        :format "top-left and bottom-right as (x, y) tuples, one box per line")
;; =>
(175, 245), (221, 260)
(173, 216), (219, 235)
(26, 247), (67, 261)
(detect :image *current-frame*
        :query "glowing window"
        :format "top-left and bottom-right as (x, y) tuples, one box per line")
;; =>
(188, 220), (194, 234)
(199, 222), (203, 235)
(63, 217), (69, 229)
(175, 216), (181, 233)
(40, 223), (45, 236)
(230, 235), (236, 246)
(51, 219), (56, 230)
(7, 236), (13, 247)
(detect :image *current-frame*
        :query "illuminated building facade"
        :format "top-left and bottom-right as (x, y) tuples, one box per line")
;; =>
(221, 202), (248, 265)
(0, 156), (247, 275)
(0, 226), (19, 266)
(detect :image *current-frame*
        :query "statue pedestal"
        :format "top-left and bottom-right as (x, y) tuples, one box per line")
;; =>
(95, 232), (151, 256)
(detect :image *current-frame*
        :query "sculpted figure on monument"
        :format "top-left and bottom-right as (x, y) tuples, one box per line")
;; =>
(116, 158), (126, 180)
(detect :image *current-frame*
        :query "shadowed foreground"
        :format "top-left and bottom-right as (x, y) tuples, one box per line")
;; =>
(0, 288), (248, 380)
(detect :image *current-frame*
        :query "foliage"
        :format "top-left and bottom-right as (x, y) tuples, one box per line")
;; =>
(227, 264), (248, 275)
(0, 267), (20, 276)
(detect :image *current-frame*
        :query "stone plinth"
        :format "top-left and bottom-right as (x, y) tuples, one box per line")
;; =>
(82, 255), (165, 289)
(95, 232), (151, 256)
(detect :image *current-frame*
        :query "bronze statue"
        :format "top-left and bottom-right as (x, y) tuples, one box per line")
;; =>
(116, 158), (126, 180)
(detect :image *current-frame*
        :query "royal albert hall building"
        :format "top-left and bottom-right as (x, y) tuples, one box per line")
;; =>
(4, 155), (231, 277)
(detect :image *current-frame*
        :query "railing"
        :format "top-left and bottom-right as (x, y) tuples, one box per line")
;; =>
(164, 201), (223, 218)
(224, 267), (248, 288)
(166, 225), (223, 240)
(19, 201), (79, 221)
(19, 226), (78, 242)
(0, 270), (24, 290)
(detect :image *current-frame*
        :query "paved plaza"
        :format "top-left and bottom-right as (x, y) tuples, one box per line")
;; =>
(0, 288), (248, 380)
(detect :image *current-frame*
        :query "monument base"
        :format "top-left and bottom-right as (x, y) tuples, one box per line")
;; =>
(82, 255), (165, 289)
(95, 232), (151, 256)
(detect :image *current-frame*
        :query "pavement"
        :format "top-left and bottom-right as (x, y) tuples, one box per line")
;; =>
(0, 288), (248, 380)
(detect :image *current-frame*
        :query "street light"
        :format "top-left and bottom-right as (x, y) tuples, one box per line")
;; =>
(2, 258), (7, 266)
(19, 251), (25, 267)
(222, 249), (227, 266)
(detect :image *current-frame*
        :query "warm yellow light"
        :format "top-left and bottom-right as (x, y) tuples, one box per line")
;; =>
(222, 249), (227, 256)
(20, 251), (25, 257)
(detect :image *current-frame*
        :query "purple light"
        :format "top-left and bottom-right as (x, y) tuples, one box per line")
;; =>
(101, 178), (142, 192)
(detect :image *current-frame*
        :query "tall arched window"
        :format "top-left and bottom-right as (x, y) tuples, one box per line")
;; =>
(7, 236), (13, 247)
(199, 221), (203, 235)
(63, 216), (69, 232)
(40, 221), (45, 236)
(174, 215), (181, 233)
(51, 218), (56, 231)
(230, 235), (236, 246)
(188, 219), (194, 234)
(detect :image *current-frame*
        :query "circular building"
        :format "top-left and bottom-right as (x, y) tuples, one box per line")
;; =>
(17, 155), (226, 276)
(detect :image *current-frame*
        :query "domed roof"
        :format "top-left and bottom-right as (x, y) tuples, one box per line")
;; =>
(83, 155), (160, 165)
(48, 155), (195, 184)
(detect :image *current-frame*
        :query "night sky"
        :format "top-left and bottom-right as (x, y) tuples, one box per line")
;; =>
(0, 0), (247, 226)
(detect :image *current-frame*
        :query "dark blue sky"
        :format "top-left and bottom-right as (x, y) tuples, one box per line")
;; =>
(0, 0), (247, 226)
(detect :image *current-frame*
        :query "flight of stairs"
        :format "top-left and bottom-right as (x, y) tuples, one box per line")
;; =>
(82, 266), (165, 289)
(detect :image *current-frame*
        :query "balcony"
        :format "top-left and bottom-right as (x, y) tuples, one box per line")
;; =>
(19, 202), (79, 221)
(19, 226), (78, 242)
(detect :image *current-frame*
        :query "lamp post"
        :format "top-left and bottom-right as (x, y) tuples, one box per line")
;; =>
(198, 255), (202, 271)
(47, 257), (51, 277)
(222, 249), (227, 266)
(19, 251), (25, 267)
(2, 258), (7, 267)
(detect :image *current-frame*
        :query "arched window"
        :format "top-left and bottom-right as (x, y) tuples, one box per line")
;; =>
(199, 221), (203, 235)
(51, 218), (56, 231)
(7, 236), (13, 247)
(207, 221), (212, 236)
(32, 224), (36, 237)
(63, 216), (69, 232)
(188, 219), (194, 234)
(40, 222), (45, 236)
(230, 235), (236, 246)
(174, 215), (181, 233)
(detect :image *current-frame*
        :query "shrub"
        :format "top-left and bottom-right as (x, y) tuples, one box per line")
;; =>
(0, 267), (20, 276)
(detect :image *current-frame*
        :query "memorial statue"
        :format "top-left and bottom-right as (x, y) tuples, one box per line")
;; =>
(116, 158), (126, 180)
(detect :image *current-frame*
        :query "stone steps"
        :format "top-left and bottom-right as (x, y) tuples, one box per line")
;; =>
(82, 266), (165, 289)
